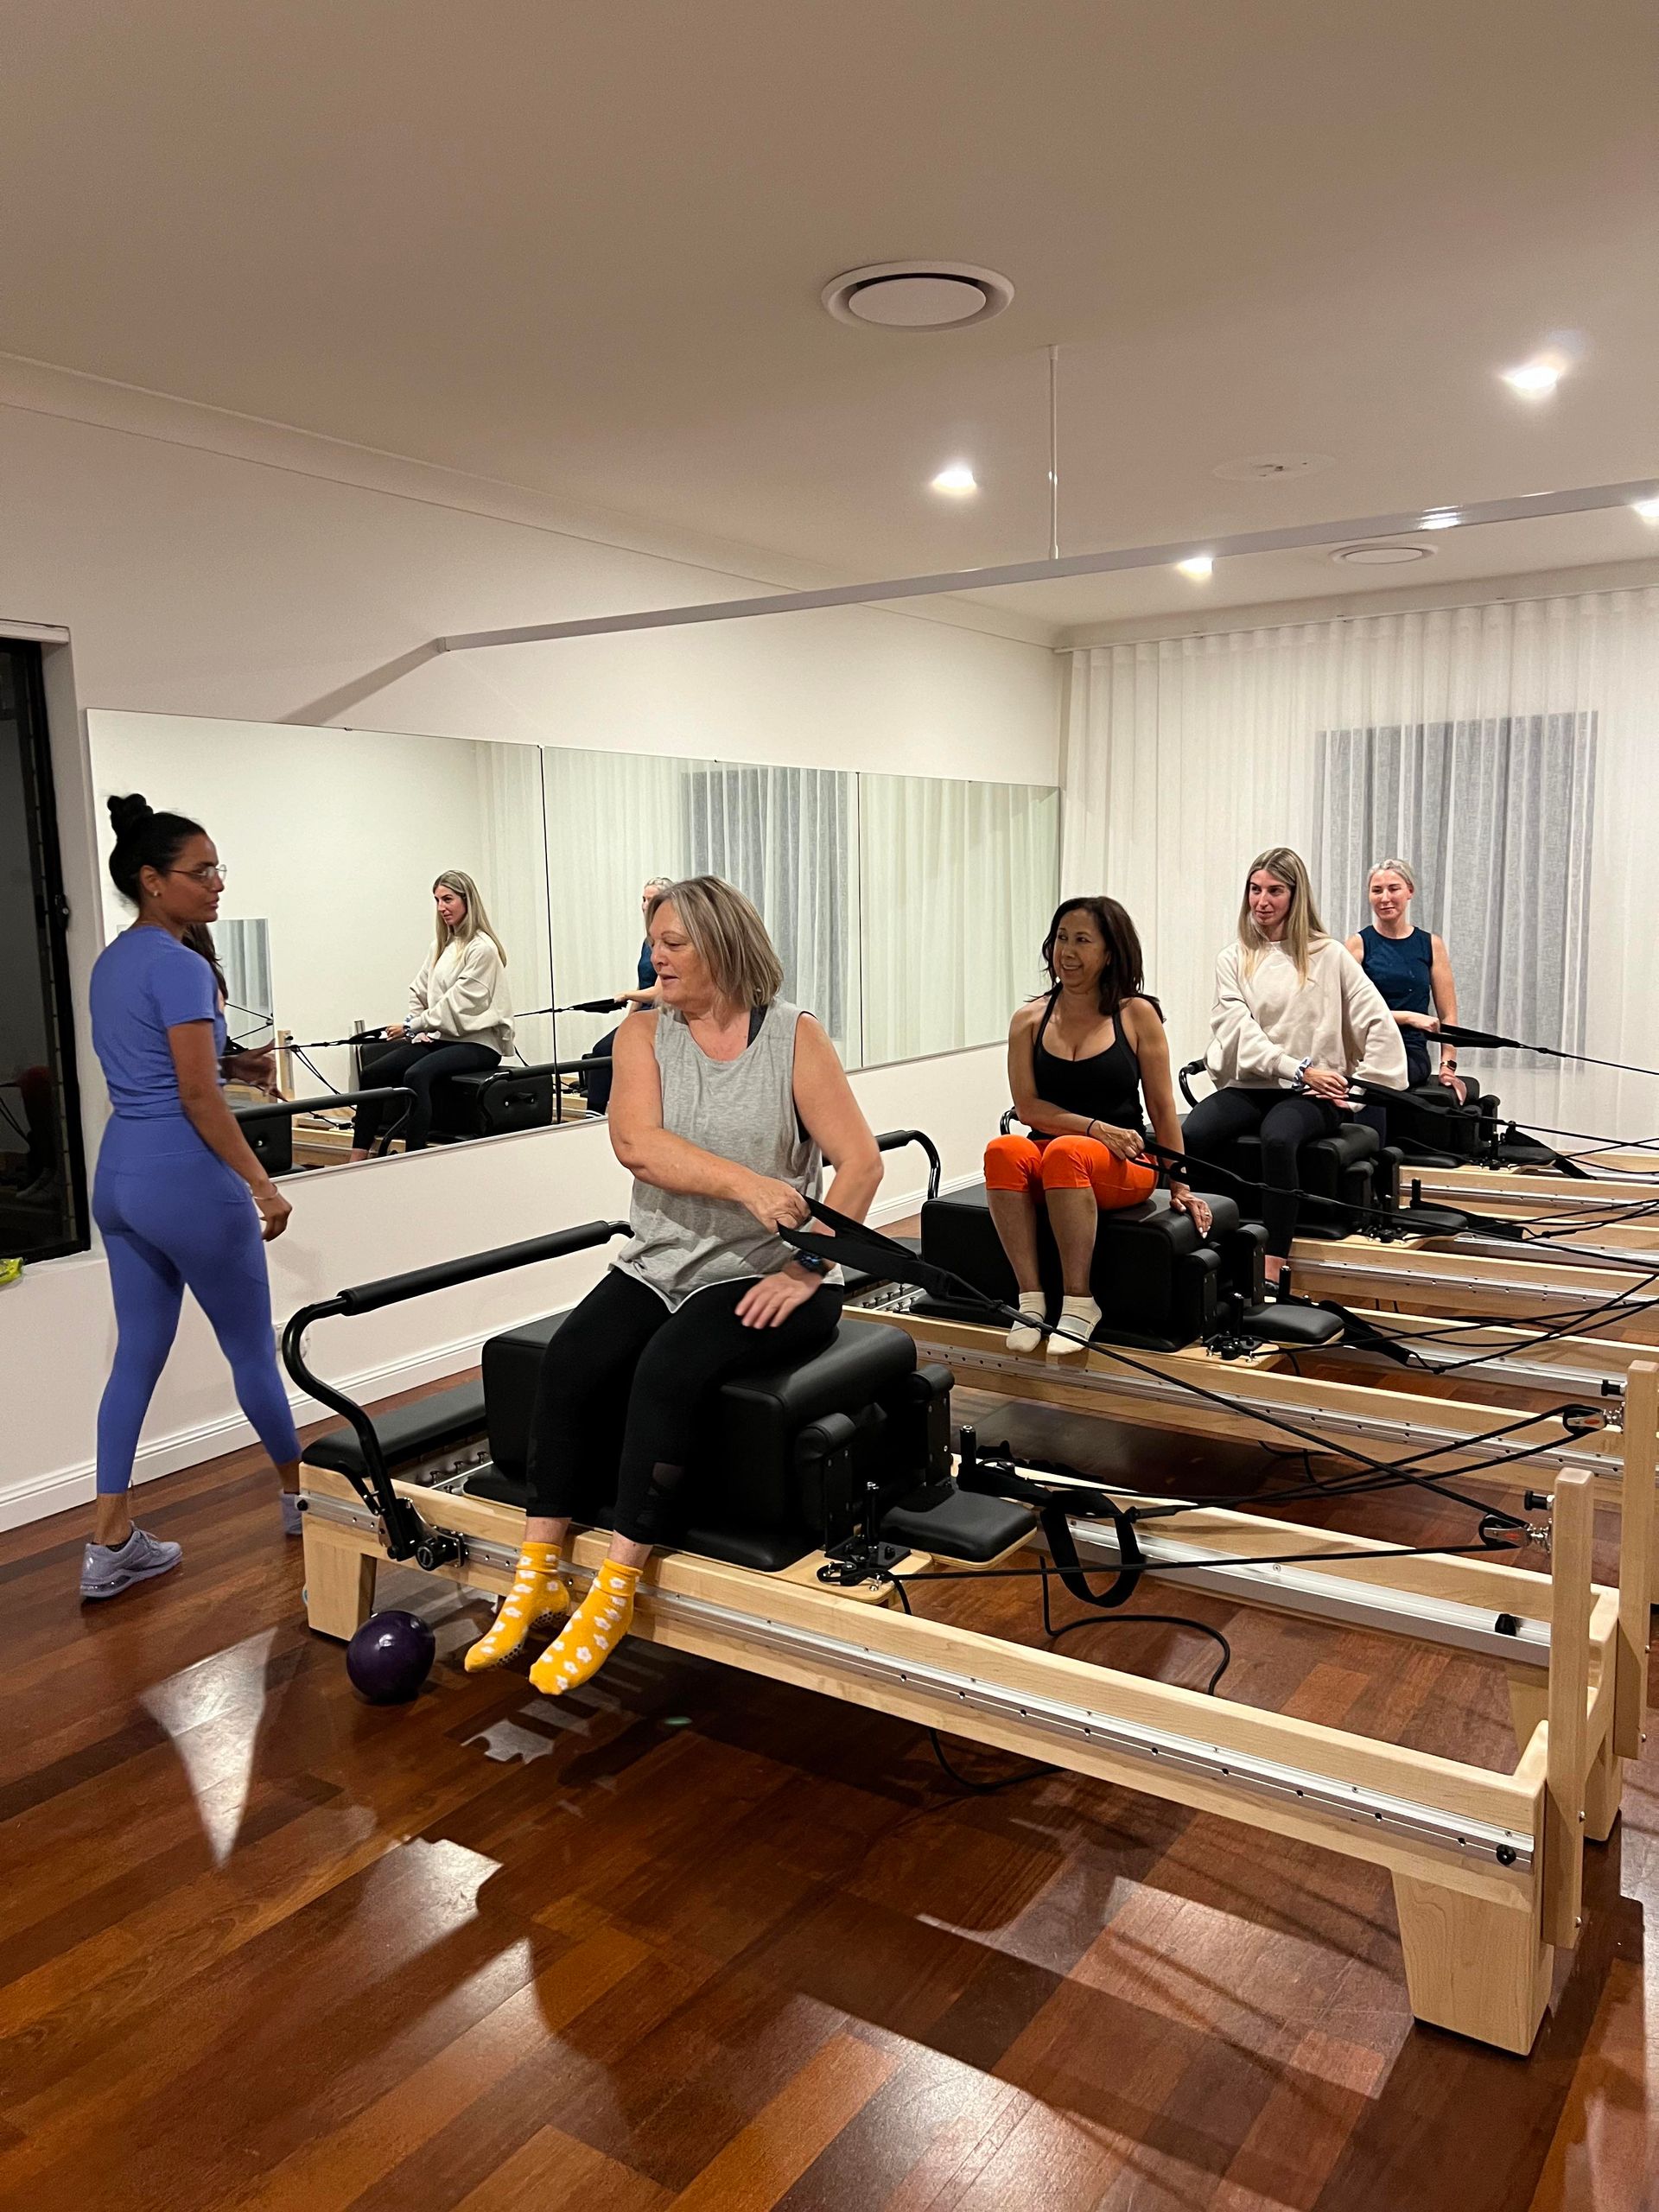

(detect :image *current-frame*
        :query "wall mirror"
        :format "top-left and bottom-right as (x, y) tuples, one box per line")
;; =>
(86, 711), (1059, 1173)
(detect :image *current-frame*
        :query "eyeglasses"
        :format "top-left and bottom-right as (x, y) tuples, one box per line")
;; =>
(169, 862), (228, 886)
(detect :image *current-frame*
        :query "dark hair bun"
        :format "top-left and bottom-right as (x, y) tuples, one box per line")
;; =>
(108, 792), (153, 839)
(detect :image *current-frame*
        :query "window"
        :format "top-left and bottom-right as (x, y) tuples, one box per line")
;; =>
(1314, 713), (1597, 1057)
(0, 640), (87, 1259)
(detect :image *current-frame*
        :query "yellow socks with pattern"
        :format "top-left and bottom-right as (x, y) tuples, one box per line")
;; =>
(528, 1561), (641, 1696)
(463, 1541), (571, 1673)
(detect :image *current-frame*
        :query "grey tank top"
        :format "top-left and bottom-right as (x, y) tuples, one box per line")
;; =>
(613, 1000), (830, 1309)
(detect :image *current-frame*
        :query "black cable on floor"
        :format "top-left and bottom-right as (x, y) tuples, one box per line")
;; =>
(893, 1548), (1231, 1796)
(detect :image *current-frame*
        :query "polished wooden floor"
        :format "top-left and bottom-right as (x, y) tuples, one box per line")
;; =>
(3, 1364), (1656, 2209)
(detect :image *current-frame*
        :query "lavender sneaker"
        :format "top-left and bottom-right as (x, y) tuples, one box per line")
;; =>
(279, 1491), (304, 1538)
(79, 1527), (183, 1602)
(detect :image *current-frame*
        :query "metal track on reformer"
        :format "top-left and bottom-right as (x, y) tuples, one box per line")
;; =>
(300, 1491), (1533, 1870)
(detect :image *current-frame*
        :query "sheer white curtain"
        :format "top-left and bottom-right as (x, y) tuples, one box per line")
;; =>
(542, 747), (690, 1064)
(1063, 588), (1659, 1136)
(473, 741), (555, 1064)
(861, 776), (1060, 1065)
(683, 762), (860, 1060)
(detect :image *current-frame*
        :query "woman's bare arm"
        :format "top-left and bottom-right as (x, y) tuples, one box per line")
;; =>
(791, 1015), (881, 1224)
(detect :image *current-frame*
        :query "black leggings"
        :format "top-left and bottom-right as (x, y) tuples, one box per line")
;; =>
(1181, 1088), (1343, 1258)
(526, 1268), (844, 1544)
(353, 1039), (499, 1151)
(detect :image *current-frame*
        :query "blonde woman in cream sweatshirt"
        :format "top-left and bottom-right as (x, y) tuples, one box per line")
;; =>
(349, 870), (514, 1158)
(1183, 847), (1405, 1281)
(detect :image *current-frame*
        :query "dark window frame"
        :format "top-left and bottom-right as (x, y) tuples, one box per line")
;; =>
(3, 639), (90, 1259)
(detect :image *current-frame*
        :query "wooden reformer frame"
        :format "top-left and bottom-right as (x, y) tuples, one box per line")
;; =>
(286, 1211), (1659, 2056)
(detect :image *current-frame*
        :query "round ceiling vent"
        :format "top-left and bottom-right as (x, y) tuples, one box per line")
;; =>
(822, 261), (1014, 330)
(1213, 453), (1336, 482)
(1329, 541), (1434, 567)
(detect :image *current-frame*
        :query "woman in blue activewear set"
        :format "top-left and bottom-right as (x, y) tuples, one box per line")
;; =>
(83, 794), (303, 1602)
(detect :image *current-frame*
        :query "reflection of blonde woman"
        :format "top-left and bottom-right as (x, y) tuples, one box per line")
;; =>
(350, 870), (515, 1158)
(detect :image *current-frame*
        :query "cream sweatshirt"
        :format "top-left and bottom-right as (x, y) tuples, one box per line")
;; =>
(1205, 938), (1407, 1091)
(408, 937), (514, 1057)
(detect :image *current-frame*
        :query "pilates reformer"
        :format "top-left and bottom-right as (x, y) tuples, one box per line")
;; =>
(834, 1125), (1659, 1555)
(281, 1184), (1656, 2053)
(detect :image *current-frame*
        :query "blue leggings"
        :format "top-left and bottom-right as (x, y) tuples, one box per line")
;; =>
(93, 1117), (302, 1496)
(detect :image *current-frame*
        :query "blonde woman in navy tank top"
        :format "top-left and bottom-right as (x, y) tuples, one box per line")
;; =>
(984, 895), (1210, 1359)
(461, 875), (883, 1698)
(1344, 858), (1466, 1102)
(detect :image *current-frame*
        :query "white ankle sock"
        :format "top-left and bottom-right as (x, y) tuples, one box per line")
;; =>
(1048, 1294), (1101, 1357)
(1005, 1292), (1046, 1354)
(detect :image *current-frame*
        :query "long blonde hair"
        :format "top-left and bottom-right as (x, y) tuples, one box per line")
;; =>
(1238, 846), (1327, 982)
(646, 875), (783, 1009)
(432, 869), (507, 966)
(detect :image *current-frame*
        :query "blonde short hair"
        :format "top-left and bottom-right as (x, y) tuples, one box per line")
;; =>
(647, 875), (784, 1009)
(1367, 855), (1417, 893)
(1237, 847), (1328, 983)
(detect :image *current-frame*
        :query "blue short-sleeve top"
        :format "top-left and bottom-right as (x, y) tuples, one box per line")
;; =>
(90, 927), (225, 1119)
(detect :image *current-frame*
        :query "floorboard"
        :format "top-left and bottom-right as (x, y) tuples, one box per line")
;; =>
(2, 1331), (1656, 2211)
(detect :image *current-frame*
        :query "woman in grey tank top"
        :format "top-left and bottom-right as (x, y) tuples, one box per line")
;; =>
(463, 876), (884, 1697)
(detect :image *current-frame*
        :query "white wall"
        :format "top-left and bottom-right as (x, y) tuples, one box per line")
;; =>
(0, 373), (1059, 1529)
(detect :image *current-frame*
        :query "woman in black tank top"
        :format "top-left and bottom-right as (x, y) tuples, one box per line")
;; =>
(984, 896), (1211, 1357)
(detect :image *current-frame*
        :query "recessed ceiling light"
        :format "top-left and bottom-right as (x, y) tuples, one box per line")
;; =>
(1212, 453), (1336, 482)
(1419, 509), (1461, 530)
(823, 261), (1014, 330)
(931, 463), (978, 496)
(1176, 555), (1214, 579)
(1501, 359), (1561, 397)
(1632, 497), (1659, 523)
(1330, 542), (1433, 567)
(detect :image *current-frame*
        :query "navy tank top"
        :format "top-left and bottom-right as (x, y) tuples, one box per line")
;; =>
(1359, 925), (1433, 1085)
(1359, 925), (1433, 1014)
(1032, 993), (1145, 1132)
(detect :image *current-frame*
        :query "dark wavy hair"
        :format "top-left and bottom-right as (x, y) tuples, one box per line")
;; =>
(1040, 894), (1161, 1021)
(106, 793), (226, 995)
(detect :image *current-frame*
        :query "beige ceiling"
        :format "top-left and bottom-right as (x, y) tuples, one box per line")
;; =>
(4, 0), (1657, 629)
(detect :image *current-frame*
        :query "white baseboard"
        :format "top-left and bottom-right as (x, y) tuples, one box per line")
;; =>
(0, 1324), (500, 1535)
(1, 1172), (976, 1535)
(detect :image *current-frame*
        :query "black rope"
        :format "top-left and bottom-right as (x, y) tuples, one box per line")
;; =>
(890, 1554), (1231, 1797)
(797, 1202), (1605, 1522)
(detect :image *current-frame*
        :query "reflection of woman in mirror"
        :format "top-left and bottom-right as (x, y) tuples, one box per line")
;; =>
(584, 874), (674, 1115)
(349, 870), (514, 1159)
(984, 896), (1210, 1357)
(620, 876), (675, 1008)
